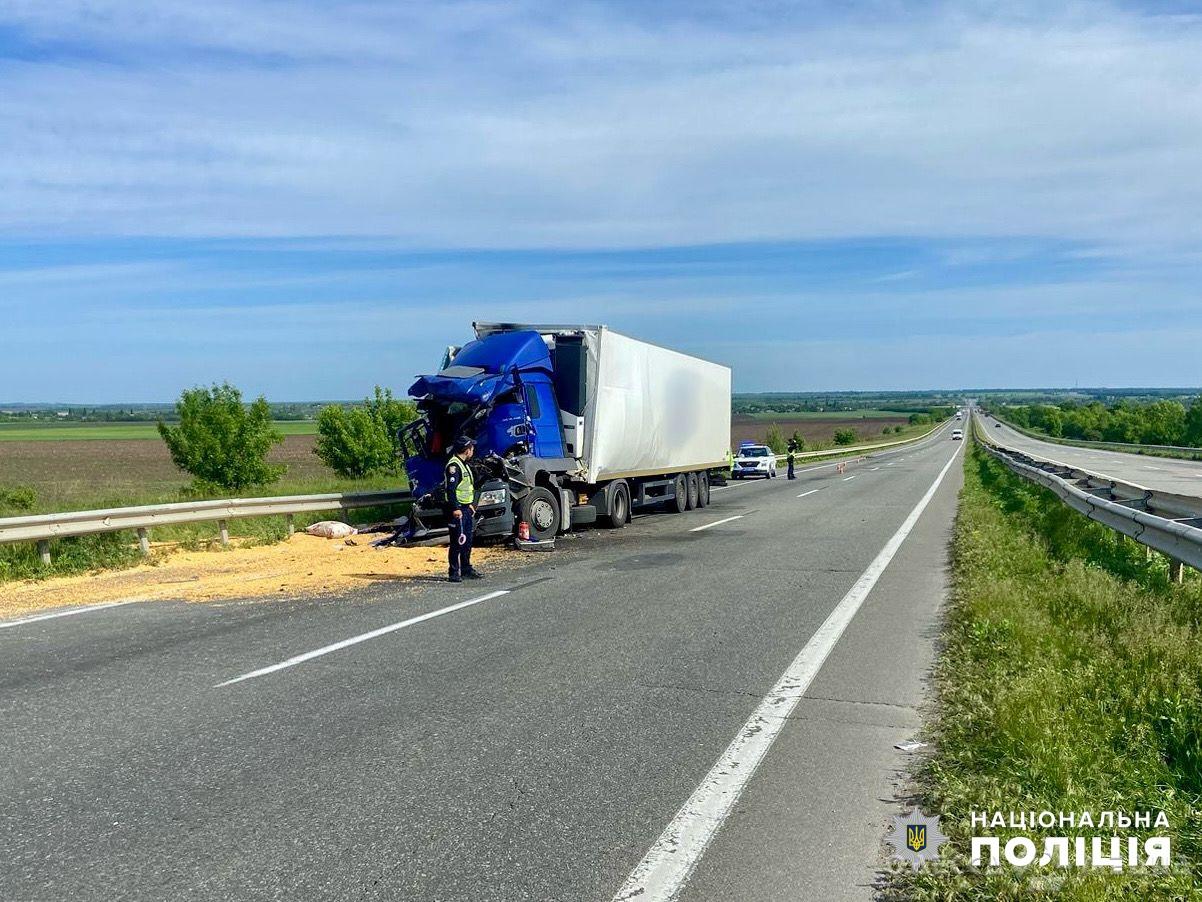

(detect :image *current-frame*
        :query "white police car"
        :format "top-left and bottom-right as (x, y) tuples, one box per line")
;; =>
(732, 442), (778, 479)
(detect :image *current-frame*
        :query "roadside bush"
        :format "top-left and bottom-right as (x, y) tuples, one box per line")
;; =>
(833, 428), (858, 445)
(764, 423), (787, 454)
(315, 386), (417, 479)
(0, 485), (37, 515)
(789, 430), (805, 452)
(908, 412), (932, 426)
(157, 383), (285, 491)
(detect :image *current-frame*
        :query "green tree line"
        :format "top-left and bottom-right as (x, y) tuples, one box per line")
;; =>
(1004, 398), (1202, 447)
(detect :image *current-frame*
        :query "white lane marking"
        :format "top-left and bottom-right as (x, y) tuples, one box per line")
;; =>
(796, 489), (820, 499)
(1144, 466), (1164, 471)
(842, 474), (857, 481)
(216, 590), (510, 687)
(0, 598), (145, 630)
(611, 445), (963, 902)
(869, 467), (880, 471)
(886, 462), (896, 467)
(690, 515), (744, 532)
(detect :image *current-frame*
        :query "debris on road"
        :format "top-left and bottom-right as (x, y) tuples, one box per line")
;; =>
(1, 534), (519, 620)
(304, 520), (358, 539)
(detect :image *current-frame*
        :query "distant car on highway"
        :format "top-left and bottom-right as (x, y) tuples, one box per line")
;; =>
(951, 429), (964, 441)
(733, 443), (777, 479)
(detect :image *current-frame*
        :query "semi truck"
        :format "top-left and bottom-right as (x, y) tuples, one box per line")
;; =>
(398, 323), (732, 544)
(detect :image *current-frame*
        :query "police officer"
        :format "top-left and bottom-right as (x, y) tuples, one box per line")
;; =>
(786, 448), (796, 480)
(445, 437), (483, 582)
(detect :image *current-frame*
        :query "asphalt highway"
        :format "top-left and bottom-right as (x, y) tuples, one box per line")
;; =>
(2, 423), (964, 901)
(978, 412), (1202, 496)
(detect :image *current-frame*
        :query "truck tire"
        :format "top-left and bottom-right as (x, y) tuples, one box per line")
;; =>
(697, 472), (710, 507)
(602, 482), (629, 529)
(685, 472), (698, 510)
(519, 486), (560, 542)
(670, 474), (688, 513)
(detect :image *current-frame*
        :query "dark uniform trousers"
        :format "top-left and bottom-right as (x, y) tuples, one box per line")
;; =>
(448, 504), (474, 577)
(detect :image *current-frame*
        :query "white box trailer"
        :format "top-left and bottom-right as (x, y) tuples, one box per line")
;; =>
(474, 323), (731, 484)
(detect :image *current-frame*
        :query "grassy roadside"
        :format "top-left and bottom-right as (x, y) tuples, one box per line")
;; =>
(884, 443), (1202, 899)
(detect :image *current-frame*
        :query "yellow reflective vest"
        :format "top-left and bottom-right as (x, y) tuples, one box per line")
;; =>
(446, 454), (475, 505)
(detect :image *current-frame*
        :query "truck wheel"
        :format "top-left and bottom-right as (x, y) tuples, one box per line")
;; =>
(602, 482), (629, 529)
(670, 474), (688, 513)
(519, 486), (560, 542)
(697, 472), (710, 507)
(685, 472), (698, 509)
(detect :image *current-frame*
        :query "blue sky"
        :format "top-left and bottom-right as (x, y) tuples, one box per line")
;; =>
(2, 1), (1201, 400)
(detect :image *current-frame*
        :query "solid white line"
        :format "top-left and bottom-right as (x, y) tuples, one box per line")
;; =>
(0, 598), (145, 629)
(842, 474), (857, 481)
(611, 444), (963, 902)
(215, 590), (510, 687)
(869, 467), (880, 471)
(796, 489), (819, 499)
(690, 515), (744, 532)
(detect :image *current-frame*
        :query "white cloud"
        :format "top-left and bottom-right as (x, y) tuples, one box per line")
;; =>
(1, 2), (1201, 251)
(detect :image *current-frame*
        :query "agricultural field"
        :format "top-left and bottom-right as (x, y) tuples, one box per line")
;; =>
(0, 421), (318, 441)
(730, 413), (914, 447)
(0, 433), (351, 513)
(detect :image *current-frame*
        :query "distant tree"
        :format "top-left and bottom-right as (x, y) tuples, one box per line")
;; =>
(1184, 398), (1202, 447)
(158, 383), (285, 491)
(833, 428), (858, 446)
(764, 423), (787, 454)
(315, 387), (417, 479)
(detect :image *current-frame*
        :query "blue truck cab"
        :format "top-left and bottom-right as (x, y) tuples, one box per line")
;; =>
(399, 327), (581, 541)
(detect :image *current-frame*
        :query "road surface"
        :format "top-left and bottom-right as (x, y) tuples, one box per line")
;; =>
(2, 424), (964, 901)
(978, 412), (1202, 497)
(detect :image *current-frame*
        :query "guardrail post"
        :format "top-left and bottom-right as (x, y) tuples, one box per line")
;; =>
(37, 539), (51, 566)
(137, 527), (151, 556)
(1169, 559), (1184, 584)
(286, 514), (295, 536)
(218, 520), (229, 547)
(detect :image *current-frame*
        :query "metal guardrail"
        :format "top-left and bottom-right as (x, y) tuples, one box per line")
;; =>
(771, 419), (950, 463)
(0, 489), (413, 565)
(973, 415), (1202, 578)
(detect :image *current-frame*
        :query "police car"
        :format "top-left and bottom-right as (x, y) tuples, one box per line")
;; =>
(732, 442), (778, 478)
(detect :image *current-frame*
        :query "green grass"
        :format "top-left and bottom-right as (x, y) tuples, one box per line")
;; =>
(883, 443), (1202, 899)
(0, 421), (319, 441)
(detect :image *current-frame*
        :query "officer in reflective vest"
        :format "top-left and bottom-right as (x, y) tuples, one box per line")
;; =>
(445, 436), (483, 582)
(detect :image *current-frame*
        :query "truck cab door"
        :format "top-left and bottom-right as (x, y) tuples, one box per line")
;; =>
(524, 382), (565, 458)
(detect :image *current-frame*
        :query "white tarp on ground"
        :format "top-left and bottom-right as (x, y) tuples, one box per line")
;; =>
(583, 328), (731, 483)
